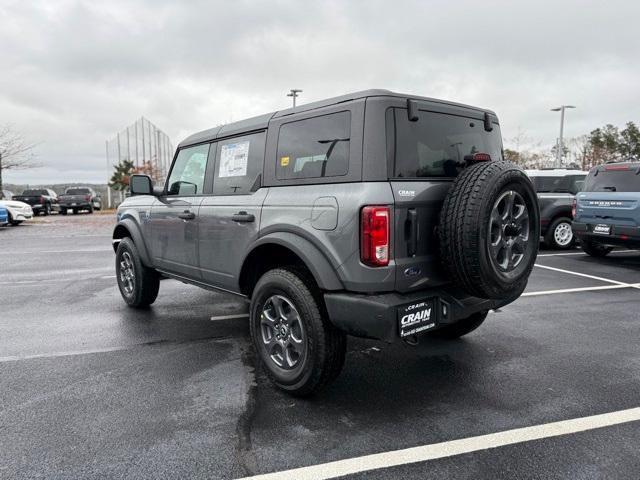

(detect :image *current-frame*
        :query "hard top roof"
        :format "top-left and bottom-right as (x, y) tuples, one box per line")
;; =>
(525, 169), (587, 177)
(178, 89), (497, 148)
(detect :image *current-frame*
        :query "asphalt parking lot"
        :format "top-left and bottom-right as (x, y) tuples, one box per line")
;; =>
(1, 214), (639, 479)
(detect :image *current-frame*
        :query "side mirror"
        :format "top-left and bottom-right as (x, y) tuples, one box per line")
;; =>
(130, 174), (154, 196)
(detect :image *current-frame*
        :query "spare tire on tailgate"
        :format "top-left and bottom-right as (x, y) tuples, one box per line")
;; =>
(439, 161), (539, 300)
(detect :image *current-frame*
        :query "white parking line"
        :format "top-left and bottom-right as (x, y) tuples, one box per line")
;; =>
(238, 407), (640, 480)
(210, 313), (249, 321)
(0, 248), (112, 255)
(537, 249), (637, 257)
(533, 264), (632, 286)
(522, 284), (640, 297)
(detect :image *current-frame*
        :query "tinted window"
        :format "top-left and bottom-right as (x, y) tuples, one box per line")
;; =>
(213, 131), (266, 195)
(65, 188), (91, 195)
(531, 175), (584, 194)
(584, 168), (640, 193)
(22, 189), (47, 195)
(166, 144), (210, 195)
(389, 108), (503, 178)
(276, 112), (350, 180)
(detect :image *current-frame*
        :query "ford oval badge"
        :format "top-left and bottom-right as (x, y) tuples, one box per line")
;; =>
(404, 266), (421, 277)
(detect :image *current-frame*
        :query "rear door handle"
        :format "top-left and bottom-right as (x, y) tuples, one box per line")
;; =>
(407, 209), (418, 256)
(178, 210), (196, 220)
(232, 211), (255, 223)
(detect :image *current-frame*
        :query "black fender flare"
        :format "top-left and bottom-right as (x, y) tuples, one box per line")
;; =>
(112, 217), (153, 267)
(245, 232), (344, 291)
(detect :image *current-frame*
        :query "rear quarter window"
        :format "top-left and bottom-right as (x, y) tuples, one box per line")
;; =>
(276, 111), (350, 180)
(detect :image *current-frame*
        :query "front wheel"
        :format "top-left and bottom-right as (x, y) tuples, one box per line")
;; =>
(545, 217), (574, 249)
(427, 311), (488, 339)
(580, 238), (613, 257)
(250, 267), (346, 397)
(115, 237), (160, 308)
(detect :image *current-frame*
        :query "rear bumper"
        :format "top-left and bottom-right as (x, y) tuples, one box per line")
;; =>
(60, 203), (91, 208)
(324, 287), (510, 342)
(573, 222), (640, 247)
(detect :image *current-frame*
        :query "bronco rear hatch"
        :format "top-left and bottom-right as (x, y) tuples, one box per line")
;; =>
(386, 103), (503, 293)
(577, 164), (640, 229)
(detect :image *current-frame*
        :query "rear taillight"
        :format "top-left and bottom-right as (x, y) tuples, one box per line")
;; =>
(85, 195), (91, 201)
(40, 197), (46, 204)
(361, 206), (390, 267)
(604, 164), (629, 171)
(571, 198), (577, 219)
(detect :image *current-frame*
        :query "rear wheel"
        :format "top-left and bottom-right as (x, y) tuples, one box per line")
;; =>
(580, 238), (613, 257)
(87, 205), (94, 214)
(250, 267), (346, 397)
(43, 204), (51, 216)
(60, 208), (67, 215)
(545, 217), (574, 249)
(115, 237), (160, 308)
(427, 311), (488, 339)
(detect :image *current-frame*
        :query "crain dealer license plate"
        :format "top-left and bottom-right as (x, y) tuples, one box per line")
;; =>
(398, 300), (436, 338)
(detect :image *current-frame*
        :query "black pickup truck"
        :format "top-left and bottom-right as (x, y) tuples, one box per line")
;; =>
(59, 187), (102, 214)
(525, 169), (587, 249)
(12, 189), (60, 216)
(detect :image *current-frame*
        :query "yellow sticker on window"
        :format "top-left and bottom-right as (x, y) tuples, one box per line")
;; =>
(280, 156), (290, 167)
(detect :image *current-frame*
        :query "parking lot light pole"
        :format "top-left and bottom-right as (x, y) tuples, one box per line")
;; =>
(287, 89), (302, 108)
(551, 105), (576, 168)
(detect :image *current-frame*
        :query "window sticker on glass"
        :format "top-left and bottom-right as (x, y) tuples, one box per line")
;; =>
(219, 141), (250, 178)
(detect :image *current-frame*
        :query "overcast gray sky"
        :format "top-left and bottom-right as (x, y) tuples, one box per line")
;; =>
(1, 0), (639, 184)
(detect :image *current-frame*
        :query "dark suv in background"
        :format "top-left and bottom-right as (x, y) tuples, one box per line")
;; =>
(573, 160), (640, 256)
(113, 90), (539, 395)
(526, 169), (587, 249)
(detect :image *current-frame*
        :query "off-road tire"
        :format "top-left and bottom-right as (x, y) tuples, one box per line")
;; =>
(544, 216), (574, 250)
(427, 311), (488, 339)
(115, 237), (160, 308)
(439, 161), (540, 300)
(580, 238), (613, 257)
(250, 267), (346, 397)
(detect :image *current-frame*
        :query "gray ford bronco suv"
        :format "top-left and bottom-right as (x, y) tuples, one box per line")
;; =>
(113, 90), (539, 395)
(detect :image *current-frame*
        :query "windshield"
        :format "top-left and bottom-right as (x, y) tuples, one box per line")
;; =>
(388, 108), (503, 178)
(65, 188), (91, 195)
(22, 189), (47, 196)
(584, 168), (640, 193)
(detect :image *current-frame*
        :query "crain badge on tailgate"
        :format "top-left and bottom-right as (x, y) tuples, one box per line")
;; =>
(398, 189), (415, 198)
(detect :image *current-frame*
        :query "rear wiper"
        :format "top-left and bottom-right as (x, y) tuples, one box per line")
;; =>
(602, 186), (617, 191)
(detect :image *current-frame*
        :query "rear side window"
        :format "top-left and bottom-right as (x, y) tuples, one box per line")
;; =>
(65, 188), (91, 195)
(388, 108), (503, 178)
(213, 131), (266, 195)
(584, 168), (640, 193)
(276, 112), (350, 180)
(532, 175), (585, 194)
(166, 144), (210, 195)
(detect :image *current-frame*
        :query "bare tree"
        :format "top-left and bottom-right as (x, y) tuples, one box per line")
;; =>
(0, 125), (38, 193)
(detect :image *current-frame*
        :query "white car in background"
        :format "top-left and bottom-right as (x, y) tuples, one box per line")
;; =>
(0, 199), (34, 226)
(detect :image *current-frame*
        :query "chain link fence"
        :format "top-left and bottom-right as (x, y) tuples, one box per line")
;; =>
(105, 117), (173, 208)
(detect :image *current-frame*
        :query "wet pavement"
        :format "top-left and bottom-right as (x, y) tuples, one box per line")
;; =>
(1, 214), (639, 479)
